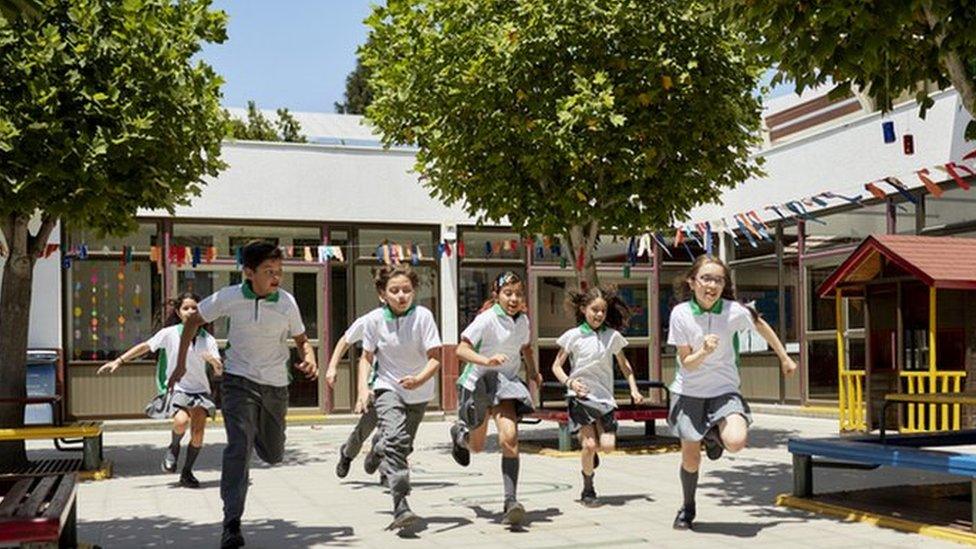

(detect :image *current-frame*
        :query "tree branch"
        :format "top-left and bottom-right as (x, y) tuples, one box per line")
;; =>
(922, 3), (976, 120)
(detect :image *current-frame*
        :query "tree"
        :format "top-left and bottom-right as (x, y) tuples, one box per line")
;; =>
(722, 0), (976, 138)
(334, 57), (373, 114)
(0, 0), (228, 466)
(0, 0), (41, 20)
(226, 101), (307, 142)
(361, 0), (764, 287)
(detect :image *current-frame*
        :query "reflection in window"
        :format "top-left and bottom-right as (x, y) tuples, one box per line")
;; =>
(458, 267), (527, 336)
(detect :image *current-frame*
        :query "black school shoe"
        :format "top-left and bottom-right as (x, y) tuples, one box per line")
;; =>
(221, 520), (245, 548)
(673, 505), (696, 530)
(502, 499), (525, 525)
(335, 445), (352, 478)
(449, 423), (470, 467)
(387, 499), (419, 531)
(179, 471), (200, 488)
(703, 427), (724, 461)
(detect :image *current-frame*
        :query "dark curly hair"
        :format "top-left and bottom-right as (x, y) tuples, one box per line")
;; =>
(566, 285), (631, 331)
(373, 264), (420, 293)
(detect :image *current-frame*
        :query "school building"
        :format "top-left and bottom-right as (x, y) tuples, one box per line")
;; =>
(6, 87), (975, 420)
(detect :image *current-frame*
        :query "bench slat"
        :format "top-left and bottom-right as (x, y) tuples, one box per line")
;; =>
(14, 476), (56, 518)
(0, 479), (32, 518)
(885, 392), (976, 406)
(0, 422), (103, 442)
(45, 474), (77, 521)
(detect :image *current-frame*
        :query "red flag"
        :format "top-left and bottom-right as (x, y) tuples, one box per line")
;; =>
(945, 162), (973, 190)
(864, 182), (887, 199)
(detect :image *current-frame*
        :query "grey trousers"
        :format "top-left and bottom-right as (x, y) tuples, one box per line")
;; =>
(371, 389), (426, 498)
(220, 374), (289, 527)
(342, 404), (378, 458)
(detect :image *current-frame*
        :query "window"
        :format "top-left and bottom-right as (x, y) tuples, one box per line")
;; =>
(923, 186), (976, 230)
(734, 262), (798, 341)
(804, 202), (889, 251)
(171, 223), (322, 258)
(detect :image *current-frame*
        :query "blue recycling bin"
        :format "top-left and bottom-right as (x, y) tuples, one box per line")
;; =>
(25, 350), (59, 425)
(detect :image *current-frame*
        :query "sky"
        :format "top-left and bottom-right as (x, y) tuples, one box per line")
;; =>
(199, 0), (375, 113)
(199, 1), (794, 115)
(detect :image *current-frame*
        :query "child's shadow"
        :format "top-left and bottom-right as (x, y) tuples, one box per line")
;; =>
(589, 493), (655, 507)
(342, 480), (457, 492)
(167, 479), (221, 490)
(382, 513), (472, 538)
(467, 505), (563, 531)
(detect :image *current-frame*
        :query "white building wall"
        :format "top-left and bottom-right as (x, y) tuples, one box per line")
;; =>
(0, 218), (62, 349)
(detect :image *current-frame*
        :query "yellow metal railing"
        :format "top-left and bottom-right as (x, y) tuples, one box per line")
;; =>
(898, 371), (966, 432)
(839, 370), (867, 431)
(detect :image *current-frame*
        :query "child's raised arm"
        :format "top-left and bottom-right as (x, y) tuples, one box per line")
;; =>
(551, 348), (587, 398)
(97, 342), (152, 374)
(456, 339), (507, 368)
(753, 317), (797, 376)
(171, 311), (207, 389)
(614, 351), (644, 404)
(325, 335), (350, 389)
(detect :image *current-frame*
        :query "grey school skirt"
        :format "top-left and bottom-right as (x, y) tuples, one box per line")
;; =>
(145, 390), (217, 420)
(457, 371), (534, 428)
(567, 397), (618, 435)
(667, 392), (752, 441)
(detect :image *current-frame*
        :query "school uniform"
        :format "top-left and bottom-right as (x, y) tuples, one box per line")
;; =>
(197, 280), (306, 529)
(455, 304), (533, 434)
(339, 307), (384, 460)
(362, 304), (441, 499)
(666, 298), (755, 441)
(144, 324), (219, 419)
(556, 323), (628, 434)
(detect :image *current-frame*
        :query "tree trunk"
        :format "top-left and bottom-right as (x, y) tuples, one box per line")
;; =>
(565, 219), (600, 290)
(922, 4), (976, 123)
(0, 213), (56, 468)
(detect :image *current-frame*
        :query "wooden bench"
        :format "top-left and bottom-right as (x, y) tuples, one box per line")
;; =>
(0, 473), (78, 548)
(0, 422), (104, 471)
(525, 380), (670, 451)
(880, 392), (976, 442)
(788, 430), (976, 531)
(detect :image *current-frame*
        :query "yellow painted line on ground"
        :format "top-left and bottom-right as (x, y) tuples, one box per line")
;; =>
(777, 494), (976, 546)
(520, 443), (680, 458)
(79, 460), (113, 481)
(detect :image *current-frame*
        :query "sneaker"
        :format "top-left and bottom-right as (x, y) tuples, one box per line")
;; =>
(335, 445), (352, 479)
(221, 520), (245, 548)
(364, 449), (381, 475)
(673, 505), (696, 530)
(580, 487), (598, 507)
(502, 500), (525, 525)
(449, 423), (470, 467)
(387, 501), (419, 531)
(703, 427), (724, 461)
(179, 471), (200, 488)
(162, 450), (177, 473)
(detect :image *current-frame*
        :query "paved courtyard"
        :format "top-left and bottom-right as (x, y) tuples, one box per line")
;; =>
(28, 413), (966, 548)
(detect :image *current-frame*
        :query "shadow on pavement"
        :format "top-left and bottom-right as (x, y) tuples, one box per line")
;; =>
(80, 516), (357, 547)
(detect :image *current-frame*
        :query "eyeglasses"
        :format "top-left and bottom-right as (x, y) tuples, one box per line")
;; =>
(696, 274), (726, 286)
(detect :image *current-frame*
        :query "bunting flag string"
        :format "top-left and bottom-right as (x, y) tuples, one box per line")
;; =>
(883, 177), (918, 204)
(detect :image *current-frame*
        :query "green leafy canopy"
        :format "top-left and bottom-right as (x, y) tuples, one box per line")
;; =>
(0, 0), (229, 236)
(361, 0), (765, 240)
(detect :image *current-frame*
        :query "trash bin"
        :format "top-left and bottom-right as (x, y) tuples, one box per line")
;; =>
(25, 350), (59, 425)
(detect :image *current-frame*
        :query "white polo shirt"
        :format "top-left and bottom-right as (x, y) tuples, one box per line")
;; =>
(363, 305), (442, 404)
(344, 307), (384, 345)
(667, 298), (756, 398)
(458, 304), (530, 390)
(197, 281), (305, 387)
(148, 324), (218, 395)
(556, 323), (628, 407)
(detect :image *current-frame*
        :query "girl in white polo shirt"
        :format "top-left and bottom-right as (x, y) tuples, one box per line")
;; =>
(449, 271), (542, 525)
(667, 255), (796, 530)
(358, 264), (442, 531)
(551, 286), (644, 507)
(98, 292), (222, 488)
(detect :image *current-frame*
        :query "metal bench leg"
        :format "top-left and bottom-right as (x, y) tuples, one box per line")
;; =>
(82, 434), (102, 470)
(793, 454), (813, 497)
(60, 498), (78, 548)
(644, 419), (656, 438)
(558, 423), (572, 452)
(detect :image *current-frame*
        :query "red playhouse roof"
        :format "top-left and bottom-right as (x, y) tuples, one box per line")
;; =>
(817, 235), (976, 297)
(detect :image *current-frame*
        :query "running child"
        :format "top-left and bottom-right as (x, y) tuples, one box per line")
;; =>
(328, 303), (385, 479)
(170, 241), (318, 549)
(448, 271), (542, 525)
(98, 292), (222, 488)
(551, 286), (644, 507)
(667, 255), (796, 530)
(357, 264), (442, 530)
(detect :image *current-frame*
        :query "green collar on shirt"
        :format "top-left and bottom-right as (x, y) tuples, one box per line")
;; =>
(242, 280), (280, 302)
(690, 297), (723, 315)
(492, 303), (522, 320)
(578, 321), (606, 335)
(382, 304), (417, 320)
